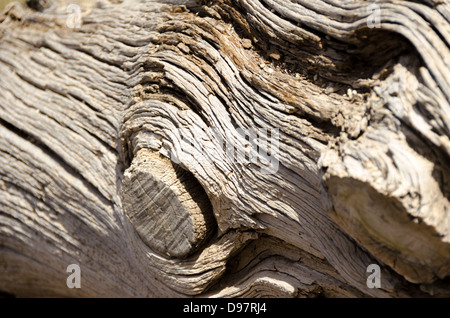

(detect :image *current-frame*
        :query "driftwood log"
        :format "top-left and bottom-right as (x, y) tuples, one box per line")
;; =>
(0, 0), (449, 297)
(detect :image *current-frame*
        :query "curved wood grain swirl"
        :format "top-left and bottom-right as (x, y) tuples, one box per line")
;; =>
(0, 0), (449, 297)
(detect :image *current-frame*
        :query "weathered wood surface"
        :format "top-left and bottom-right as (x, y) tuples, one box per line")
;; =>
(0, 0), (449, 297)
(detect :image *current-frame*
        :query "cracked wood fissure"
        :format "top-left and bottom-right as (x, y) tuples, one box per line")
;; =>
(0, 0), (449, 297)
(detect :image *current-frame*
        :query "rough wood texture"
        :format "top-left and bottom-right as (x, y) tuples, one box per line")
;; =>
(0, 0), (449, 297)
(122, 148), (215, 258)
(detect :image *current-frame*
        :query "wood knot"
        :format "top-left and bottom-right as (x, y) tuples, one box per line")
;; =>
(121, 149), (215, 258)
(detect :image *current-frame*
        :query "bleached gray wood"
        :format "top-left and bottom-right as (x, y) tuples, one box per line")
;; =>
(121, 148), (215, 258)
(0, 0), (449, 297)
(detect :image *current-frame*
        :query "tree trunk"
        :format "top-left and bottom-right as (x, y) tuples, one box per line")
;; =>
(0, 0), (449, 297)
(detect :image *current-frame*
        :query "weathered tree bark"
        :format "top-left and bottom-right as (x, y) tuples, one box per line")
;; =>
(0, 0), (449, 297)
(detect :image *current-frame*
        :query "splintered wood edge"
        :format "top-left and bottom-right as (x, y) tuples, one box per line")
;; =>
(121, 149), (215, 258)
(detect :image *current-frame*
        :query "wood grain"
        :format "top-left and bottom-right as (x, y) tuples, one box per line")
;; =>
(0, 0), (449, 297)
